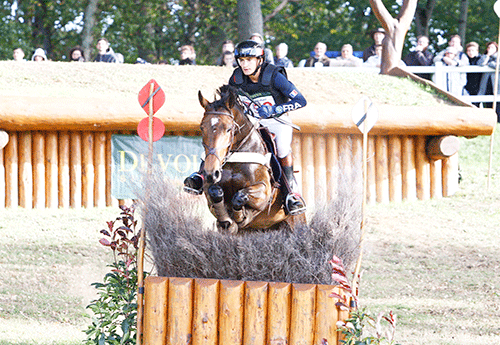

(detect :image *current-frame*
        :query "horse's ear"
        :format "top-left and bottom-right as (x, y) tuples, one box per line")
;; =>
(227, 88), (236, 109)
(198, 90), (209, 108)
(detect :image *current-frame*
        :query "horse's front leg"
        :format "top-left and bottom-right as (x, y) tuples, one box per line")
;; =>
(207, 185), (238, 234)
(231, 182), (270, 223)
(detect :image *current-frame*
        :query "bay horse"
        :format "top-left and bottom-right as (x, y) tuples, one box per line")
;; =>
(197, 85), (304, 234)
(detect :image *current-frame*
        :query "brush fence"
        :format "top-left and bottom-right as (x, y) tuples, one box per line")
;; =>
(143, 276), (348, 345)
(0, 129), (482, 209)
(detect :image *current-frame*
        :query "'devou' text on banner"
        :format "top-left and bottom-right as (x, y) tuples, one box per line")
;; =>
(111, 134), (204, 199)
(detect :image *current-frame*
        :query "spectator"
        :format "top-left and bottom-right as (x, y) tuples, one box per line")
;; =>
(363, 45), (383, 67)
(403, 35), (434, 80)
(221, 51), (236, 67)
(215, 40), (236, 66)
(304, 42), (330, 67)
(249, 33), (274, 64)
(330, 44), (362, 67)
(13, 48), (26, 61)
(179, 45), (196, 65)
(433, 34), (468, 66)
(274, 43), (294, 68)
(93, 38), (118, 63)
(477, 41), (500, 119)
(436, 46), (468, 96)
(69, 46), (85, 62)
(464, 42), (482, 98)
(32, 48), (47, 61)
(363, 28), (385, 62)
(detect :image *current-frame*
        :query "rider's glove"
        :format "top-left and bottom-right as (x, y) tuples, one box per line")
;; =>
(258, 105), (284, 119)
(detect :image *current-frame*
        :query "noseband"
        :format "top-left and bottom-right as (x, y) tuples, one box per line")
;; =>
(202, 110), (237, 164)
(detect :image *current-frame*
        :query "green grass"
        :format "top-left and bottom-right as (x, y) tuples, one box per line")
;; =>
(1, 128), (500, 344)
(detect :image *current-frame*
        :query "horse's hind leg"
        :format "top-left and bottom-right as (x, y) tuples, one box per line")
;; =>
(207, 185), (238, 234)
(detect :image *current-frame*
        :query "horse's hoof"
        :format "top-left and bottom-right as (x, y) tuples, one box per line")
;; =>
(218, 221), (238, 235)
(232, 191), (249, 210)
(208, 185), (224, 203)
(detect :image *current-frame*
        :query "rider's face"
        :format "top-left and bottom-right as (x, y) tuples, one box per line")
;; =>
(238, 57), (260, 76)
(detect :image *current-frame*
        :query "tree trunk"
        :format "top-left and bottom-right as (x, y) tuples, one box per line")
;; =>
(415, 0), (436, 37)
(458, 0), (469, 43)
(237, 0), (263, 41)
(82, 0), (100, 61)
(369, 0), (418, 75)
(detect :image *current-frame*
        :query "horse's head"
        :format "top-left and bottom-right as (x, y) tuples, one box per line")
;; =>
(198, 85), (239, 184)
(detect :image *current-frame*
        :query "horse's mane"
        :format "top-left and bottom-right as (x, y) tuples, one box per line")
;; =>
(212, 84), (244, 112)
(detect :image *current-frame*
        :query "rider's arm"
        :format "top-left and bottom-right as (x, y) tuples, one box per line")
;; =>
(272, 72), (307, 116)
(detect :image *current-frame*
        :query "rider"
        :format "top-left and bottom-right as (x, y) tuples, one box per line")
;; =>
(184, 40), (307, 215)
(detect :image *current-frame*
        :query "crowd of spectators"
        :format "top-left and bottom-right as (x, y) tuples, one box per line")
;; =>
(9, 32), (500, 113)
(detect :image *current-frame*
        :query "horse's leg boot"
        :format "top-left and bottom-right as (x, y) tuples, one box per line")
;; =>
(208, 185), (237, 234)
(183, 172), (204, 195)
(232, 191), (249, 223)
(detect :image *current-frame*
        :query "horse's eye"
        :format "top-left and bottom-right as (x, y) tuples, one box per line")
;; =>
(226, 127), (232, 133)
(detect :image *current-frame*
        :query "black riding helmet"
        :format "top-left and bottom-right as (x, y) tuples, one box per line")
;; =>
(234, 40), (265, 75)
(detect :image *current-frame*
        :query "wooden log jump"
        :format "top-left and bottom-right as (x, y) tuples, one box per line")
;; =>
(143, 276), (347, 345)
(0, 130), (469, 208)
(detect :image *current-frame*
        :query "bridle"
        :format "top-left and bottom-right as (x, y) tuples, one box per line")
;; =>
(201, 104), (258, 166)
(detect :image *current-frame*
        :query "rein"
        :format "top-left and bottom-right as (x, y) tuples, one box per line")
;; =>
(202, 106), (262, 167)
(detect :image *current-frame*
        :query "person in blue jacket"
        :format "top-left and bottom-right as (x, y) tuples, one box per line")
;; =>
(185, 40), (307, 215)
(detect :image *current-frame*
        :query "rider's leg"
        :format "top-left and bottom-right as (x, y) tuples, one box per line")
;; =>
(183, 162), (204, 195)
(279, 153), (306, 215)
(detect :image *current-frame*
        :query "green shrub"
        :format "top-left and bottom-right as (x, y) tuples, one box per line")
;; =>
(84, 205), (145, 345)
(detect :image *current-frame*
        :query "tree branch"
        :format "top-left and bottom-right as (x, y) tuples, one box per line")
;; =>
(263, 0), (301, 23)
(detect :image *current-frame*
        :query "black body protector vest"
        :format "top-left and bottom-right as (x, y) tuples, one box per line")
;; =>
(229, 63), (288, 116)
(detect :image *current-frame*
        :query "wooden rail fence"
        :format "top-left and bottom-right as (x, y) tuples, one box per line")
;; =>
(0, 130), (459, 209)
(143, 276), (348, 345)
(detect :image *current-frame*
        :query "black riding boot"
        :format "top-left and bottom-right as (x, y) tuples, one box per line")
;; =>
(281, 165), (306, 215)
(183, 172), (203, 195)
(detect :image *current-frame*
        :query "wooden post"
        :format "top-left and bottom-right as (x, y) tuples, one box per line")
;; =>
(426, 135), (460, 160)
(415, 136), (430, 200)
(143, 276), (168, 345)
(192, 279), (219, 345)
(32, 131), (45, 209)
(442, 153), (459, 197)
(388, 136), (402, 202)
(105, 132), (115, 207)
(267, 282), (291, 345)
(219, 280), (244, 345)
(45, 132), (58, 209)
(243, 281), (268, 345)
(94, 132), (106, 208)
(314, 285), (339, 345)
(18, 131), (32, 208)
(338, 135), (352, 180)
(0, 146), (4, 208)
(326, 134), (339, 201)
(70, 131), (82, 208)
(289, 284), (316, 345)
(401, 136), (417, 201)
(291, 134), (303, 195)
(167, 278), (194, 345)
(301, 134), (315, 207)
(367, 136), (376, 204)
(375, 136), (389, 203)
(58, 131), (70, 208)
(314, 135), (327, 203)
(4, 132), (18, 208)
(430, 159), (443, 199)
(82, 132), (94, 208)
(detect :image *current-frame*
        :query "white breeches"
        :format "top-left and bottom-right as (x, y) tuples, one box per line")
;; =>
(260, 115), (293, 159)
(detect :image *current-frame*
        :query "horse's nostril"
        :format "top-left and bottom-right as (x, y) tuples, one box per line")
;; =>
(214, 170), (221, 181)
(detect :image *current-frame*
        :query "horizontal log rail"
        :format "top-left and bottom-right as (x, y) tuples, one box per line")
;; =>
(0, 95), (495, 136)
